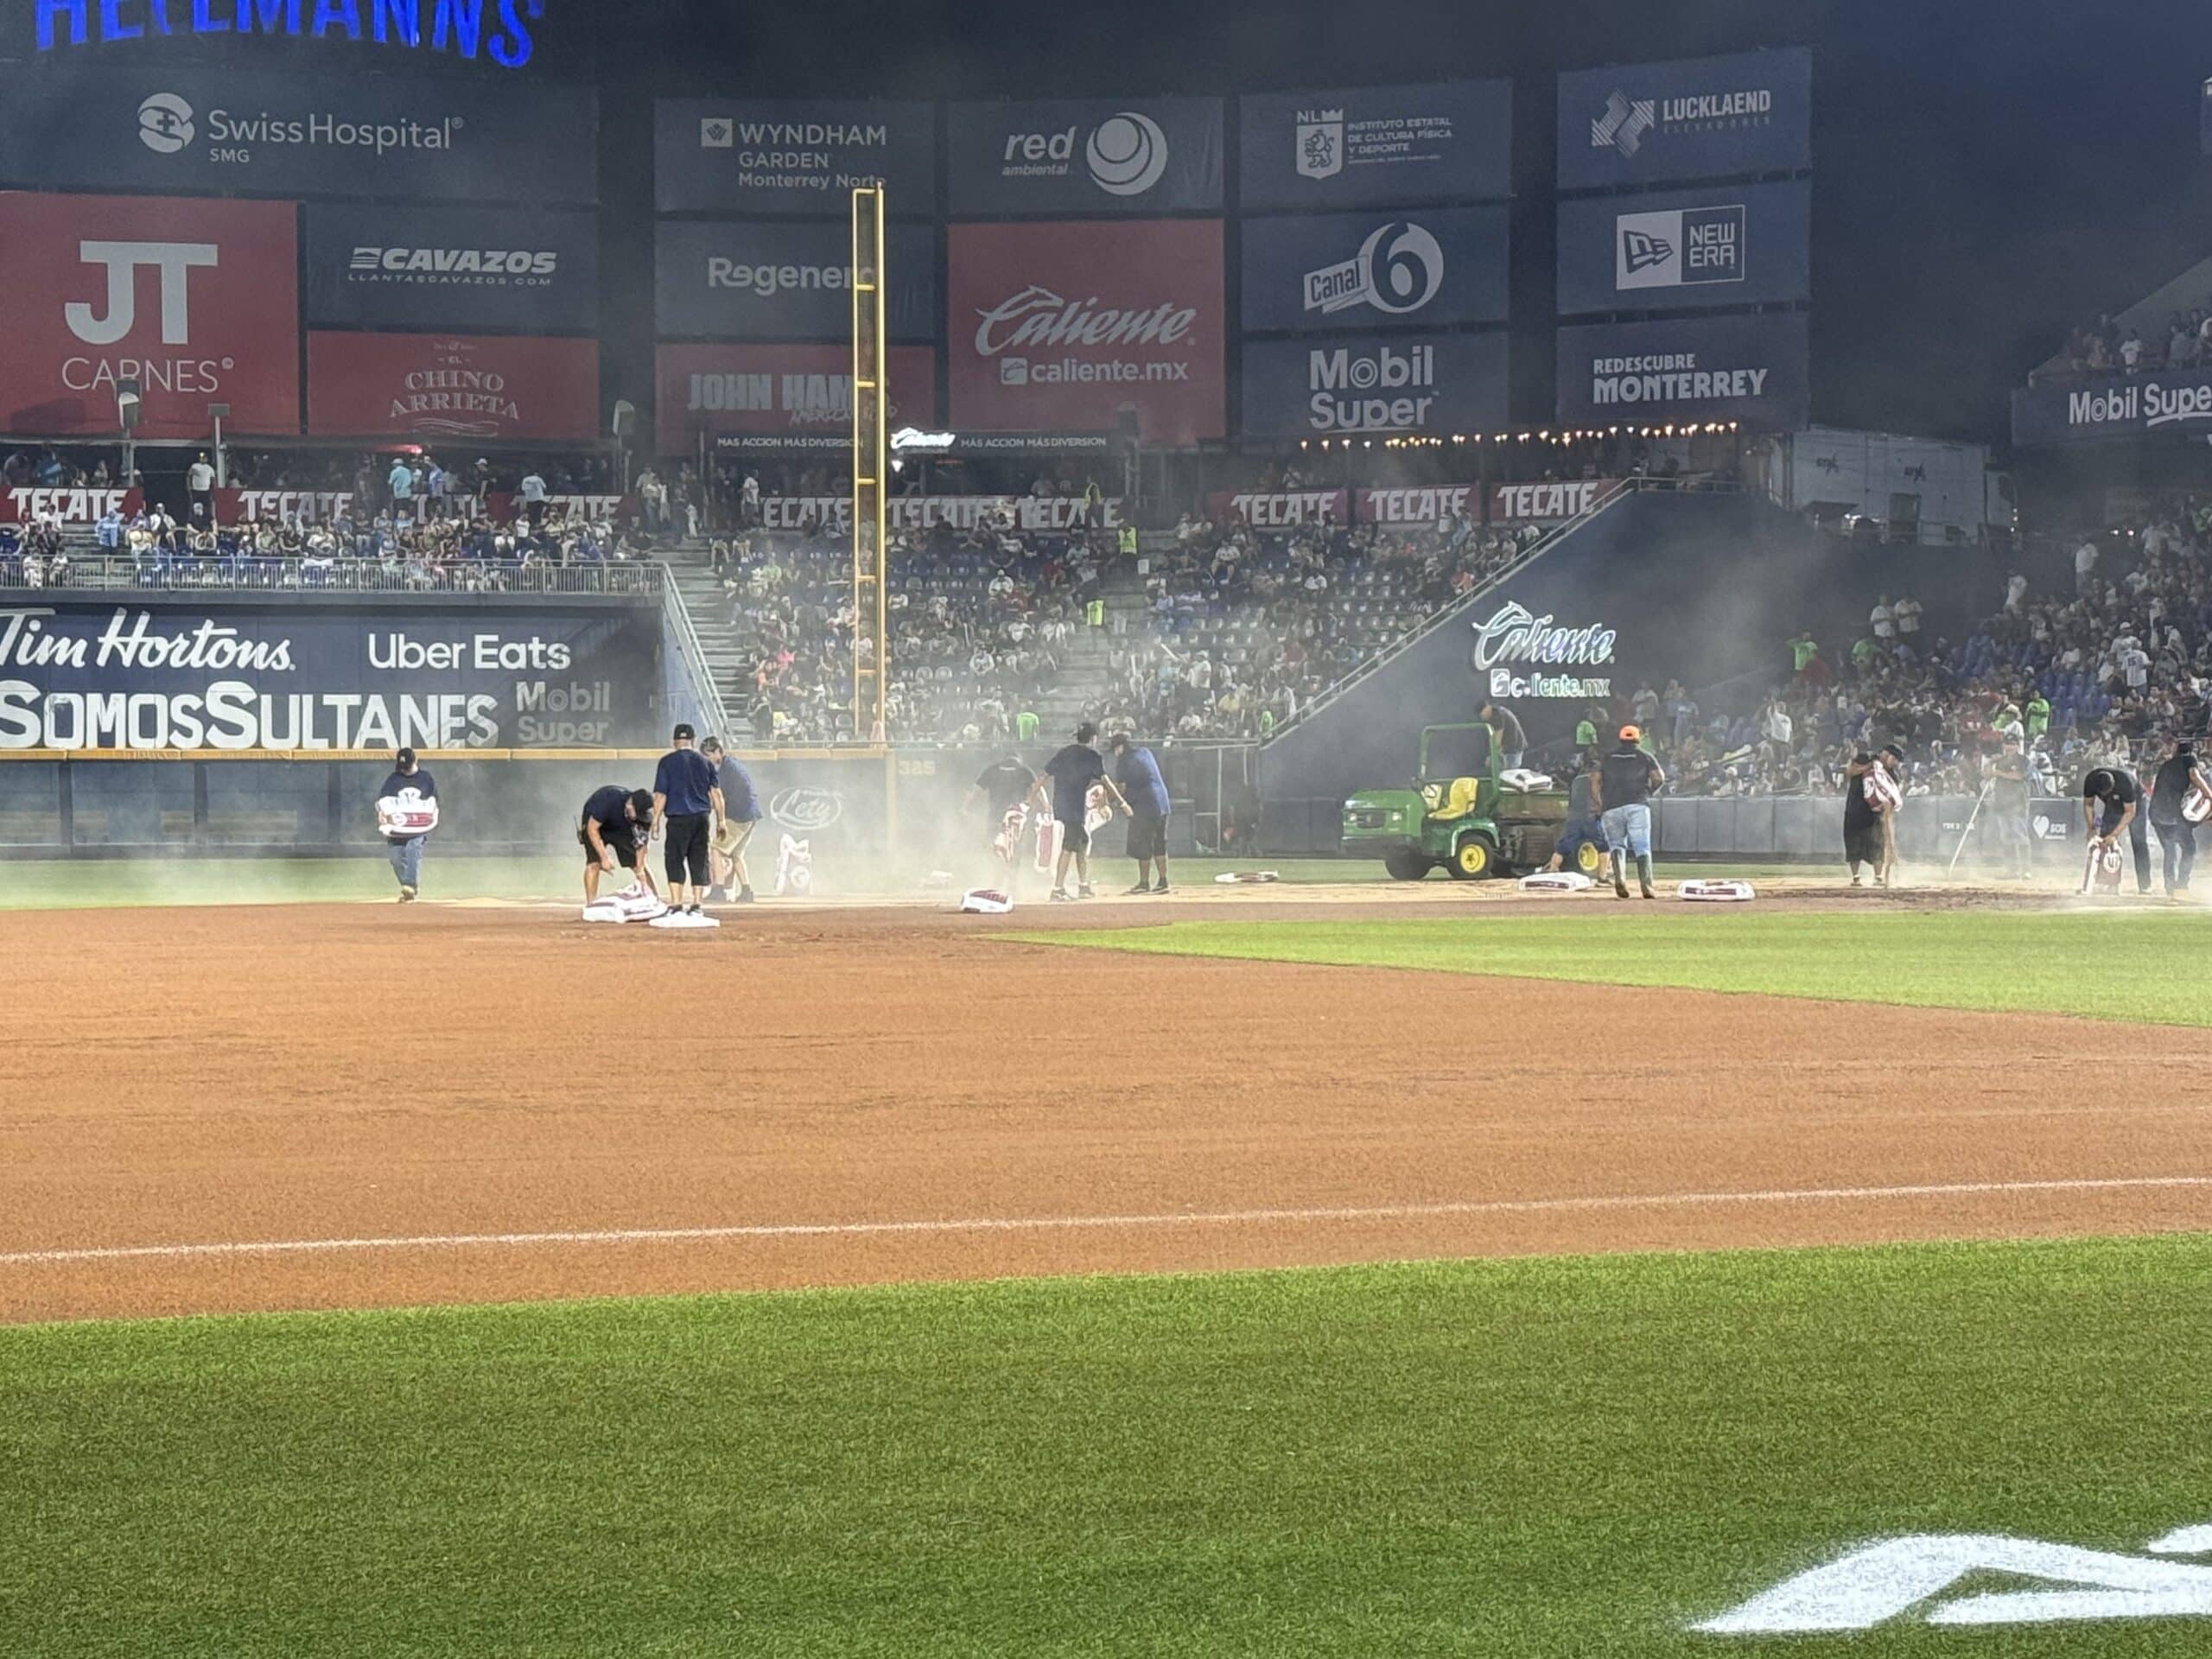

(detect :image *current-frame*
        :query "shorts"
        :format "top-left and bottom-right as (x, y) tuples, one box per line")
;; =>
(664, 812), (710, 887)
(1126, 811), (1167, 861)
(1599, 802), (1651, 859)
(1057, 816), (1090, 855)
(1556, 815), (1606, 860)
(1844, 821), (1884, 866)
(582, 822), (640, 869)
(712, 817), (757, 859)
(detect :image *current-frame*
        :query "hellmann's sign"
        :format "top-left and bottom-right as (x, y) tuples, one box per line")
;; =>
(32, 0), (545, 68)
(1471, 601), (1615, 700)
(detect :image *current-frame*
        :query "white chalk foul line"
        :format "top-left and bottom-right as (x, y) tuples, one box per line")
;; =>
(2, 1176), (2208, 1268)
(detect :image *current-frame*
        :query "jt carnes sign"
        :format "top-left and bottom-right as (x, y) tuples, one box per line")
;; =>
(0, 600), (658, 750)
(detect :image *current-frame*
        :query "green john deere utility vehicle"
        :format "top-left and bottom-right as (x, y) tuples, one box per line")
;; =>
(1341, 721), (1592, 881)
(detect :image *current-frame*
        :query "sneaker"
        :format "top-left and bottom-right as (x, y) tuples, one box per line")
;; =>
(1124, 882), (1152, 895)
(734, 887), (757, 904)
(1850, 874), (1866, 887)
(1640, 887), (1657, 900)
(1152, 882), (1172, 895)
(1049, 889), (1075, 903)
(1078, 884), (1096, 899)
(398, 885), (416, 903)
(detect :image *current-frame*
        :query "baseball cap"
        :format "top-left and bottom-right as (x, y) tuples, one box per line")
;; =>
(1881, 744), (1905, 760)
(396, 747), (416, 769)
(672, 722), (696, 743)
(626, 789), (656, 822)
(1618, 724), (1641, 743)
(1075, 721), (1098, 743)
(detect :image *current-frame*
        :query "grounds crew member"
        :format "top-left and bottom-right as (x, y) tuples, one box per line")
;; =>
(970, 753), (1038, 879)
(1989, 745), (2034, 880)
(2082, 763), (2152, 895)
(652, 722), (724, 921)
(1109, 732), (1173, 894)
(375, 746), (436, 903)
(1842, 751), (1882, 886)
(580, 786), (659, 904)
(700, 736), (761, 905)
(1592, 725), (1663, 900)
(2150, 738), (2212, 896)
(1478, 700), (1527, 772)
(1033, 722), (1130, 902)
(1545, 749), (1605, 875)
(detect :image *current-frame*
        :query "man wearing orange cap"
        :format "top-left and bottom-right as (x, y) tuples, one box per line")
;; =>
(1592, 724), (1664, 900)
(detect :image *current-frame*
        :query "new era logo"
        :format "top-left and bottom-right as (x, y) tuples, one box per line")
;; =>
(1620, 228), (1673, 273)
(1615, 205), (1745, 289)
(700, 117), (734, 149)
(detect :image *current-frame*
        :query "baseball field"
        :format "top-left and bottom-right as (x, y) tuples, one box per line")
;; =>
(5, 865), (2210, 1656)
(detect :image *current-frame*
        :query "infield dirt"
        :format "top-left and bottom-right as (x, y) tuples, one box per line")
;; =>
(5, 892), (2210, 1326)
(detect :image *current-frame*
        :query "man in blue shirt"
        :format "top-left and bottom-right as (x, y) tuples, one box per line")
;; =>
(652, 722), (724, 922)
(374, 747), (437, 902)
(1109, 733), (1173, 894)
(580, 784), (658, 904)
(701, 735), (762, 904)
(1032, 721), (1129, 902)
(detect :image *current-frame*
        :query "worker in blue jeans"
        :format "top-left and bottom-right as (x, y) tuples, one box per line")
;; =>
(374, 747), (440, 903)
(1592, 726), (1664, 900)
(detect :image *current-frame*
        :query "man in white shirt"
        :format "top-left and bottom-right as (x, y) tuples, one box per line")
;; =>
(2075, 538), (2099, 594)
(518, 468), (548, 531)
(186, 452), (215, 524)
(1870, 596), (1895, 639)
(1894, 595), (1922, 637)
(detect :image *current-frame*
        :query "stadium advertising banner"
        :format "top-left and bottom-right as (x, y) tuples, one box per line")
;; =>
(0, 487), (143, 524)
(1241, 206), (1508, 335)
(0, 601), (662, 752)
(0, 192), (299, 439)
(655, 342), (939, 453)
(653, 219), (937, 342)
(1241, 332), (1508, 441)
(2011, 371), (2212, 445)
(1358, 480), (1625, 524)
(1555, 313), (1808, 429)
(655, 98), (937, 215)
(307, 333), (600, 442)
(1240, 80), (1512, 211)
(948, 97), (1224, 215)
(304, 204), (600, 333)
(947, 219), (1225, 445)
(1205, 490), (1352, 528)
(758, 496), (1119, 532)
(1557, 48), (1811, 190)
(0, 64), (598, 202)
(1555, 179), (1810, 315)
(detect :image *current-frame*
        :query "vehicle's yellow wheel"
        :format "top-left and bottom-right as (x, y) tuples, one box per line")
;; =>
(1574, 841), (1603, 875)
(1452, 836), (1492, 880)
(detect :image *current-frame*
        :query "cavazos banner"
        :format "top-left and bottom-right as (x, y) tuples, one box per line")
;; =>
(1241, 206), (1508, 334)
(1558, 48), (1810, 190)
(1240, 80), (1512, 211)
(2011, 372), (2212, 446)
(657, 98), (937, 215)
(948, 219), (1224, 445)
(0, 191), (299, 438)
(1241, 332), (1507, 440)
(949, 97), (1223, 215)
(1556, 179), (1809, 315)
(308, 333), (600, 442)
(0, 64), (598, 203)
(1555, 313), (1808, 429)
(305, 204), (601, 333)
(655, 343), (939, 453)
(654, 219), (937, 343)
(0, 601), (663, 752)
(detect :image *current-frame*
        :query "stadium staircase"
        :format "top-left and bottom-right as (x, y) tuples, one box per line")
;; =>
(658, 539), (756, 741)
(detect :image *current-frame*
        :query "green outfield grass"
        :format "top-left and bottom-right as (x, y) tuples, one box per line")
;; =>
(5, 1236), (2211, 1656)
(1018, 910), (2212, 1027)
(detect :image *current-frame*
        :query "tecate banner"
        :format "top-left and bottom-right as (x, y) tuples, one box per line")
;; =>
(1557, 48), (1810, 190)
(1555, 313), (1808, 429)
(1205, 490), (1351, 528)
(0, 486), (143, 524)
(1356, 480), (1624, 525)
(1241, 205), (1508, 334)
(0, 600), (662, 752)
(948, 219), (1224, 445)
(948, 97), (1223, 215)
(653, 219), (936, 343)
(1556, 179), (1809, 315)
(1240, 333), (1507, 440)
(304, 203), (600, 333)
(0, 63), (598, 203)
(1240, 80), (1512, 211)
(307, 333), (599, 442)
(0, 191), (299, 438)
(2011, 371), (2212, 446)
(656, 98), (936, 215)
(655, 342), (939, 452)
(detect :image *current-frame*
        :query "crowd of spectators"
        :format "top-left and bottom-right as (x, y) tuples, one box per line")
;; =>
(2046, 307), (2212, 381)
(1620, 499), (2212, 799)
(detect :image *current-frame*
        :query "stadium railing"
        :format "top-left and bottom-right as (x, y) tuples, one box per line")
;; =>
(0, 557), (666, 596)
